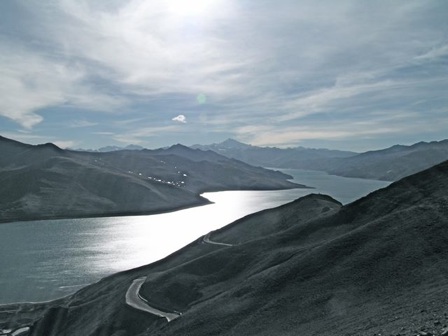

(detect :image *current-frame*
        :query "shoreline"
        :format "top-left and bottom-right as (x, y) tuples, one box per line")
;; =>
(0, 198), (212, 225)
(0, 183), (308, 225)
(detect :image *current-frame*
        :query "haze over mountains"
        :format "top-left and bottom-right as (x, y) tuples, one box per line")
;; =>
(73, 144), (145, 153)
(1, 158), (447, 336)
(194, 138), (448, 181)
(0, 136), (302, 223)
(72, 137), (448, 183)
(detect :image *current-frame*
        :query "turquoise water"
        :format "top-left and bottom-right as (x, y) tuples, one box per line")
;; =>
(0, 169), (389, 304)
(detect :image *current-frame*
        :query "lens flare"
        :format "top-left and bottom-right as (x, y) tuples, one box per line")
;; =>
(197, 93), (207, 104)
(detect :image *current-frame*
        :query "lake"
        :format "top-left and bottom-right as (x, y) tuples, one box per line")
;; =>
(0, 169), (389, 304)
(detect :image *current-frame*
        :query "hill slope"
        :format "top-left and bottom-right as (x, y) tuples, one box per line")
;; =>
(328, 139), (448, 181)
(0, 136), (303, 223)
(1, 160), (447, 336)
(194, 138), (448, 182)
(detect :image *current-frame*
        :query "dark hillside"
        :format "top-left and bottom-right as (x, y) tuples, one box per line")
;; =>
(0, 136), (302, 223)
(1, 161), (447, 336)
(328, 139), (448, 181)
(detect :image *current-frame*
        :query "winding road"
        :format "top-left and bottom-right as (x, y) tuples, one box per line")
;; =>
(125, 277), (180, 322)
(203, 232), (233, 247)
(125, 232), (233, 322)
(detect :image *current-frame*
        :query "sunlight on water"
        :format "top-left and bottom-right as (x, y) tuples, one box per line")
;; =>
(0, 169), (389, 303)
(92, 190), (305, 273)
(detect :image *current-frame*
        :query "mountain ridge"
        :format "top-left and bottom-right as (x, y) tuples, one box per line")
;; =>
(1, 159), (447, 335)
(193, 138), (448, 181)
(0, 135), (304, 223)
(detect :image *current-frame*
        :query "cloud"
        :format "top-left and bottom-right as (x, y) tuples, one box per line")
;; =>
(69, 120), (98, 128)
(172, 114), (186, 123)
(235, 107), (444, 148)
(53, 140), (77, 149)
(112, 125), (183, 144)
(92, 131), (115, 135)
(0, 41), (127, 129)
(0, 131), (76, 148)
(1, 0), (447, 149)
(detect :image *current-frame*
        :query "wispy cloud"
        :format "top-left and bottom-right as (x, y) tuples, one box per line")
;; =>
(172, 114), (186, 123)
(0, 131), (76, 148)
(53, 140), (77, 149)
(0, 0), (447, 149)
(0, 41), (127, 129)
(112, 125), (183, 144)
(69, 120), (98, 128)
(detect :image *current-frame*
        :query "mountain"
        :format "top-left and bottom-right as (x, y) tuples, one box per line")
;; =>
(194, 138), (448, 182)
(327, 139), (448, 181)
(71, 144), (145, 152)
(192, 138), (356, 169)
(0, 136), (303, 223)
(97, 144), (145, 152)
(3, 159), (447, 336)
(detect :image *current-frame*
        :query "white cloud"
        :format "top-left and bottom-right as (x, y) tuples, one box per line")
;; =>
(0, 42), (126, 129)
(414, 44), (448, 61)
(172, 114), (186, 123)
(1, 0), (447, 148)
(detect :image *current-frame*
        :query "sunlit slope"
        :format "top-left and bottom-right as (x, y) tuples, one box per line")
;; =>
(0, 136), (302, 223)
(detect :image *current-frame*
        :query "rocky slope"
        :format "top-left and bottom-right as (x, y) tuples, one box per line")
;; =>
(1, 159), (447, 335)
(0, 136), (303, 223)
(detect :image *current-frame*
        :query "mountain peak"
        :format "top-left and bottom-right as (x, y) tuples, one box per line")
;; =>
(35, 142), (63, 152)
(168, 143), (192, 151)
(219, 138), (251, 149)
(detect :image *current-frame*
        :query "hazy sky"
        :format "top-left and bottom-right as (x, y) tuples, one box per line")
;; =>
(0, 1), (447, 151)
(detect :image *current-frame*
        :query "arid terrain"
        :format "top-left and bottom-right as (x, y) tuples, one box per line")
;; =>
(1, 160), (447, 335)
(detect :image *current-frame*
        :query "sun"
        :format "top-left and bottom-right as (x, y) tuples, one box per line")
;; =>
(165, 0), (221, 18)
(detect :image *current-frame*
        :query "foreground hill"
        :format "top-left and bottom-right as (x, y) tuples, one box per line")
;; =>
(1, 159), (447, 335)
(0, 136), (302, 223)
(194, 138), (448, 182)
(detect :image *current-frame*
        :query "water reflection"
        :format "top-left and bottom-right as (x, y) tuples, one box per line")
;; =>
(0, 169), (389, 303)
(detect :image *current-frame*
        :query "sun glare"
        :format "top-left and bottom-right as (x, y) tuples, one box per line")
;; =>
(165, 0), (221, 18)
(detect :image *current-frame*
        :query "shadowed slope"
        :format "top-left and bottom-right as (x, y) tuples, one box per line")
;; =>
(0, 136), (303, 223)
(1, 161), (447, 336)
(327, 139), (448, 181)
(145, 160), (448, 335)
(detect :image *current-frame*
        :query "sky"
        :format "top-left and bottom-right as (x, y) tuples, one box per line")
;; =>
(0, 0), (447, 151)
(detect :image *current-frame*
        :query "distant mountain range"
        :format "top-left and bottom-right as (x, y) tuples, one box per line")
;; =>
(193, 138), (448, 181)
(72, 144), (145, 152)
(192, 138), (357, 169)
(3, 157), (447, 335)
(72, 138), (448, 182)
(0, 136), (302, 223)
